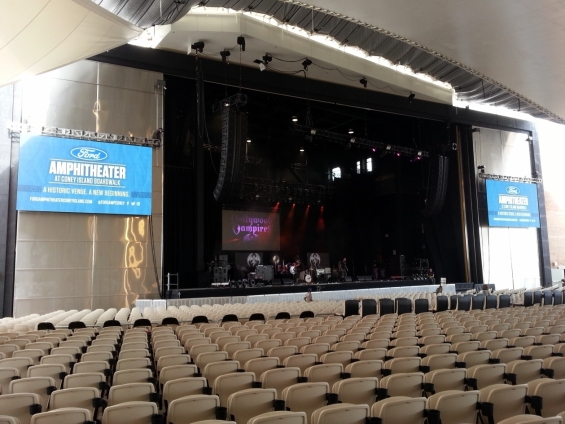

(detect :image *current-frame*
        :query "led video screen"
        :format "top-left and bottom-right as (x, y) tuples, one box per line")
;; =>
(486, 179), (540, 228)
(16, 134), (152, 215)
(222, 210), (280, 251)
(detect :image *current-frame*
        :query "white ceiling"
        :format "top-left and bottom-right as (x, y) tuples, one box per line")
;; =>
(301, 0), (565, 121)
(0, 0), (142, 87)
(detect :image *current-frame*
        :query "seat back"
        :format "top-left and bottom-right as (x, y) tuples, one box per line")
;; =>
(247, 411), (307, 424)
(428, 390), (479, 424)
(304, 363), (343, 387)
(424, 368), (466, 392)
(0, 393), (42, 424)
(9, 376), (55, 410)
(102, 400), (158, 424)
(333, 377), (378, 406)
(49, 387), (100, 416)
(311, 403), (369, 424)
(282, 383), (329, 422)
(371, 396), (426, 424)
(213, 372), (255, 407)
(380, 372), (424, 398)
(108, 382), (154, 406)
(30, 407), (91, 424)
(261, 367), (300, 399)
(203, 361), (240, 386)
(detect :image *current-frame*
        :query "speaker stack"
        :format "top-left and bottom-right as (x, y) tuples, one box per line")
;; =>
(422, 155), (449, 217)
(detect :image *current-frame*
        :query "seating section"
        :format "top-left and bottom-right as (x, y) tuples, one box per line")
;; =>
(2, 291), (565, 423)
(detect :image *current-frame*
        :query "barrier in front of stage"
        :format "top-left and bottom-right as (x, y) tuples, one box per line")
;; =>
(137, 284), (455, 308)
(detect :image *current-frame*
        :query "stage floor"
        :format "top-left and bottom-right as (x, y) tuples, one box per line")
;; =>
(173, 278), (437, 299)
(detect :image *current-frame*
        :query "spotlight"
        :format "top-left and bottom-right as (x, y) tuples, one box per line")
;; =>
(262, 54), (272, 63)
(408, 93), (415, 103)
(302, 59), (312, 70)
(220, 50), (230, 63)
(348, 129), (354, 134)
(237, 36), (246, 51)
(191, 41), (205, 53)
(292, 116), (298, 122)
(386, 145), (392, 150)
(477, 165), (485, 174)
(247, 139), (251, 143)
(372, 148), (376, 152)
(259, 63), (266, 72)
(396, 152), (401, 157)
(299, 147), (305, 152)
(310, 129), (317, 135)
(451, 142), (457, 151)
(350, 138), (356, 143)
(359, 77), (367, 88)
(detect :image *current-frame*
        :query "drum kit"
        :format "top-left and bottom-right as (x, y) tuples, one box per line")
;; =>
(271, 254), (318, 284)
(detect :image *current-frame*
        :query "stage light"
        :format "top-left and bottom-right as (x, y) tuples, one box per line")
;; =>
(310, 129), (317, 135)
(302, 59), (312, 70)
(372, 148), (376, 152)
(408, 93), (415, 103)
(396, 152), (401, 157)
(292, 116), (298, 122)
(300, 147), (305, 152)
(359, 77), (367, 88)
(191, 41), (205, 53)
(348, 128), (354, 134)
(247, 139), (251, 143)
(386, 145), (391, 150)
(350, 138), (356, 143)
(259, 63), (266, 71)
(478, 165), (485, 174)
(237, 36), (246, 51)
(220, 50), (230, 63)
(262, 54), (272, 63)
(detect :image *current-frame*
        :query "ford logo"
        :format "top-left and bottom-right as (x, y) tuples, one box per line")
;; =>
(70, 147), (108, 161)
(506, 186), (520, 195)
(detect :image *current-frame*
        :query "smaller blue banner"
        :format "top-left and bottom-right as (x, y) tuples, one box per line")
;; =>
(486, 179), (540, 228)
(17, 134), (152, 215)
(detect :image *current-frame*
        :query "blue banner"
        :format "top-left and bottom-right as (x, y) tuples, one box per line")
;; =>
(486, 179), (540, 228)
(17, 134), (152, 215)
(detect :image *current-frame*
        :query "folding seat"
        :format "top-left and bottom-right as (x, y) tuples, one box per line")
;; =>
(492, 347), (524, 364)
(0, 416), (21, 424)
(157, 353), (191, 372)
(9, 340), (33, 350)
(542, 356), (565, 379)
(536, 334), (561, 345)
(472, 331), (497, 342)
(115, 357), (151, 372)
(417, 328), (441, 337)
(311, 403), (369, 424)
(25, 342), (53, 356)
(13, 349), (44, 366)
(113, 368), (153, 386)
(211, 371), (256, 408)
(0, 357), (33, 378)
(418, 344), (449, 356)
(181, 332), (207, 344)
(245, 334), (269, 346)
(261, 367), (301, 398)
(418, 335), (445, 345)
(383, 357), (421, 375)
(523, 344), (554, 360)
(27, 364), (67, 389)
(389, 337), (418, 347)
(445, 333), (471, 343)
(10, 376), (55, 411)
(362, 339), (389, 350)
(310, 325), (331, 333)
(312, 335), (339, 345)
(386, 346), (419, 358)
(102, 400), (160, 424)
(247, 411), (306, 424)
(480, 338), (509, 351)
(63, 372), (108, 394)
(81, 352), (114, 366)
(450, 340), (480, 354)
(304, 363), (344, 387)
(232, 348), (263, 368)
(154, 346), (185, 364)
(0, 366), (19, 394)
(162, 377), (208, 410)
(227, 388), (279, 424)
(256, 340), (281, 352)
(391, 330), (416, 339)
(345, 359), (383, 379)
(426, 390), (480, 424)
(478, 383), (528, 423)
(203, 361), (240, 386)
(73, 360), (110, 376)
(333, 377), (378, 405)
(282, 382), (329, 422)
(234, 329), (257, 338)
(498, 415), (562, 424)
(505, 359), (544, 385)
(525, 328), (545, 337)
(283, 353), (317, 374)
(442, 326), (465, 336)
(189, 344), (218, 359)
(0, 344), (20, 358)
(354, 348), (386, 362)
(204, 327), (224, 337)
(546, 325), (565, 334)
(107, 382), (157, 407)
(421, 353), (456, 371)
(216, 336), (240, 351)
(423, 368), (466, 393)
(245, 357), (279, 379)
(379, 372), (424, 398)
(184, 338), (212, 352)
(526, 378), (565, 417)
(51, 347), (81, 359)
(299, 330), (322, 339)
(466, 363), (506, 389)
(92, 338), (118, 347)
(371, 396), (426, 424)
(284, 338), (310, 350)
(121, 342), (149, 352)
(0, 393), (42, 424)
(367, 332), (391, 341)
(490, 323), (511, 332)
(267, 346), (298, 363)
(159, 364), (198, 390)
(195, 351), (229, 370)
(457, 350), (492, 368)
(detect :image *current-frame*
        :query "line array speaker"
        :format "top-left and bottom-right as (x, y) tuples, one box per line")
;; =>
(422, 155), (449, 217)
(213, 108), (247, 202)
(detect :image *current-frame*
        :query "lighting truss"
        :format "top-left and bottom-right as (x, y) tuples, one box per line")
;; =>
(240, 177), (332, 203)
(9, 123), (161, 147)
(212, 92), (248, 113)
(478, 173), (542, 184)
(292, 124), (429, 157)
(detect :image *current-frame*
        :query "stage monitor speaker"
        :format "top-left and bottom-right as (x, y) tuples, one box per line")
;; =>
(282, 278), (294, 285)
(271, 279), (281, 286)
(317, 274), (328, 284)
(345, 276), (353, 282)
(213, 109), (247, 202)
